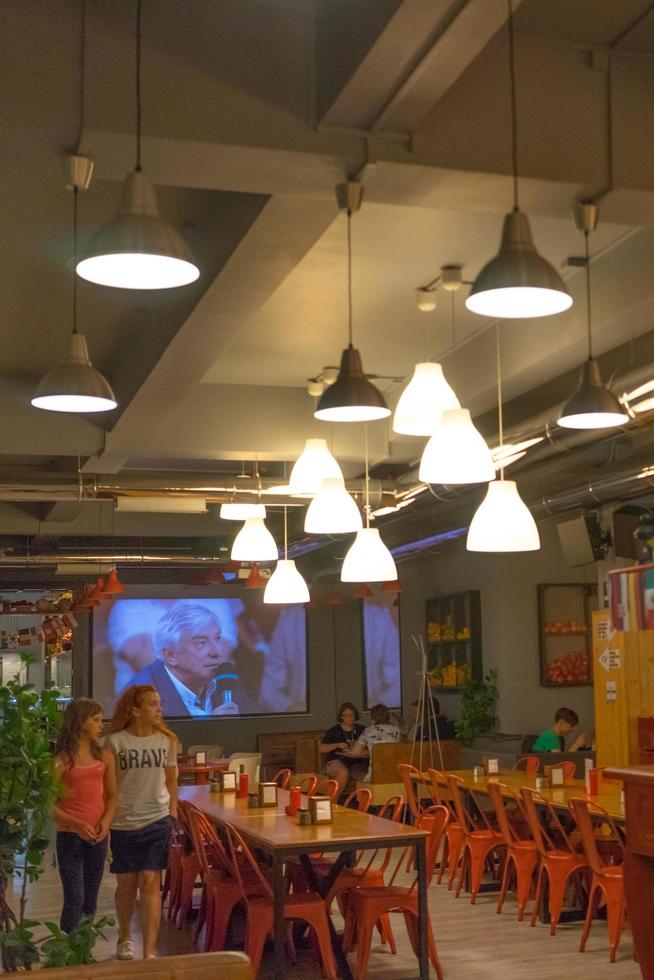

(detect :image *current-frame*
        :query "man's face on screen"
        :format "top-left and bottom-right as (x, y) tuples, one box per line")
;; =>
(163, 616), (223, 688)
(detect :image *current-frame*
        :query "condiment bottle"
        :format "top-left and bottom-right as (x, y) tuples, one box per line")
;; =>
(236, 764), (249, 799)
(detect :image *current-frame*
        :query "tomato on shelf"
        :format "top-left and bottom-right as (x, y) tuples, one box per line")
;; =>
(545, 649), (590, 685)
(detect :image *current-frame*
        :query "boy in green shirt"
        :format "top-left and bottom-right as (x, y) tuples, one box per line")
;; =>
(532, 707), (587, 752)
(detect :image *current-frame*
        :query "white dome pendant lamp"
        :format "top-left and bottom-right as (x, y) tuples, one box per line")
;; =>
(419, 408), (495, 485)
(394, 268), (462, 435)
(467, 324), (540, 552)
(76, 0), (199, 290)
(289, 438), (343, 495)
(32, 158), (117, 414)
(231, 516), (278, 562)
(304, 477), (362, 534)
(465, 1), (572, 320)
(341, 425), (397, 582)
(314, 183), (390, 422)
(557, 204), (629, 430)
(264, 507), (310, 604)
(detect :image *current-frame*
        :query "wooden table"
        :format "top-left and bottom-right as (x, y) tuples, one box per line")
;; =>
(179, 785), (429, 980)
(606, 765), (654, 979)
(177, 760), (229, 785)
(419, 768), (625, 820)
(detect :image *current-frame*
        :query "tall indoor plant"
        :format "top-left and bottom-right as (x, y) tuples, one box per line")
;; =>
(454, 668), (499, 747)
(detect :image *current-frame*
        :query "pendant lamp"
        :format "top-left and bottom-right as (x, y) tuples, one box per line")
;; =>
(341, 426), (397, 582)
(264, 507), (310, 604)
(394, 268), (462, 435)
(32, 160), (117, 414)
(304, 476), (362, 534)
(465, 1), (571, 319)
(289, 438), (342, 495)
(353, 583), (374, 598)
(244, 564), (267, 589)
(76, 0), (198, 290)
(315, 183), (390, 422)
(231, 516), (278, 562)
(558, 205), (628, 430)
(419, 409), (495, 484)
(467, 324), (540, 552)
(102, 568), (125, 596)
(220, 502), (266, 521)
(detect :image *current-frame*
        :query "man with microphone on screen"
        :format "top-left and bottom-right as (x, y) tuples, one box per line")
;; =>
(127, 603), (247, 717)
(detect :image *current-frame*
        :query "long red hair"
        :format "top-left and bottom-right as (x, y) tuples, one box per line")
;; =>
(109, 684), (176, 740)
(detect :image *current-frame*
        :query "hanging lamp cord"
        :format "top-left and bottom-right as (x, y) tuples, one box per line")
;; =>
(135, 0), (142, 172)
(507, 0), (519, 211)
(72, 187), (79, 335)
(77, 0), (86, 149)
(347, 208), (353, 347)
(364, 422), (369, 529)
(283, 505), (288, 560)
(585, 230), (593, 359)
(496, 323), (504, 480)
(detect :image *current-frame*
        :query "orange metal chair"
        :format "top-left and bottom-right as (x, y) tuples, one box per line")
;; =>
(273, 768), (292, 789)
(165, 802), (202, 928)
(570, 798), (626, 962)
(342, 787), (373, 812)
(520, 787), (588, 934)
(398, 763), (430, 823)
(447, 774), (505, 903)
(342, 804), (448, 980)
(514, 756), (540, 775)
(223, 821), (337, 980)
(487, 781), (539, 920)
(294, 773), (319, 796)
(319, 777), (340, 800)
(426, 768), (465, 888)
(544, 761), (576, 782)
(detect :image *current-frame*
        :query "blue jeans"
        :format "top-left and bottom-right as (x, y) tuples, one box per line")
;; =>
(56, 831), (108, 933)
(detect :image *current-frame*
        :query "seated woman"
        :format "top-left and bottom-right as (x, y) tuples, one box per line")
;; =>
(350, 703), (401, 780)
(319, 702), (367, 795)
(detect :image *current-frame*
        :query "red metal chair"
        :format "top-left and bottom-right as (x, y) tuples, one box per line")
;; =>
(487, 781), (539, 920)
(342, 787), (373, 812)
(317, 777), (340, 800)
(570, 797), (626, 962)
(544, 761), (576, 782)
(342, 804), (448, 980)
(514, 756), (540, 775)
(294, 773), (318, 796)
(165, 802), (202, 928)
(426, 768), (465, 888)
(273, 768), (292, 790)
(520, 787), (588, 934)
(222, 821), (337, 979)
(447, 774), (505, 904)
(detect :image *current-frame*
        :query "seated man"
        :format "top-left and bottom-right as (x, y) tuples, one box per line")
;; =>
(350, 703), (401, 780)
(532, 706), (587, 753)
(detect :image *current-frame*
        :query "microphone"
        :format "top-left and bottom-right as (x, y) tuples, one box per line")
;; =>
(210, 662), (241, 715)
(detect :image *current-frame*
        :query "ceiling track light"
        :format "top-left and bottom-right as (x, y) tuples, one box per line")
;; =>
(467, 324), (540, 552)
(76, 0), (198, 290)
(264, 506), (310, 604)
(341, 425), (397, 582)
(557, 203), (629, 430)
(465, 1), (572, 319)
(32, 155), (118, 414)
(314, 183), (390, 423)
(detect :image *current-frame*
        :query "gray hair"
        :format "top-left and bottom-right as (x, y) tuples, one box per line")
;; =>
(154, 603), (221, 659)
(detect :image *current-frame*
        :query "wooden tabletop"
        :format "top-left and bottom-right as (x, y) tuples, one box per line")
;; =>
(423, 768), (624, 821)
(178, 785), (427, 853)
(178, 760), (229, 773)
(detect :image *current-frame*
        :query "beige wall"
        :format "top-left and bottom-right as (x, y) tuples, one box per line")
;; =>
(398, 518), (597, 741)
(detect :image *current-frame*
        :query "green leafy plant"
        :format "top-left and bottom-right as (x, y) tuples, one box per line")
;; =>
(40, 915), (115, 968)
(454, 668), (499, 746)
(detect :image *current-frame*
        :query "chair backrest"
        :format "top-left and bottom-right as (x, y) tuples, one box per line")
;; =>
(519, 786), (577, 856)
(319, 777), (340, 800)
(445, 773), (481, 834)
(544, 760), (576, 782)
(42, 951), (253, 979)
(398, 762), (423, 819)
(273, 768), (292, 789)
(514, 755), (539, 774)
(222, 822), (273, 904)
(487, 781), (523, 845)
(389, 804), (449, 890)
(569, 797), (625, 876)
(295, 773), (318, 795)
(426, 768), (460, 824)
(228, 753), (262, 782)
(184, 801), (234, 880)
(188, 744), (224, 762)
(342, 787), (372, 812)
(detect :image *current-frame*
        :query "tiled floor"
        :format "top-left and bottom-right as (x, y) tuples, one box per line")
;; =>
(14, 851), (639, 979)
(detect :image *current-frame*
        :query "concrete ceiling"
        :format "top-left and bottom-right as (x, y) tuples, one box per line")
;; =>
(1, 0), (654, 559)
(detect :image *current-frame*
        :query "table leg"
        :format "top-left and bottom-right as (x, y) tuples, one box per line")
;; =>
(300, 851), (354, 980)
(272, 851), (285, 980)
(624, 851), (654, 978)
(416, 837), (429, 980)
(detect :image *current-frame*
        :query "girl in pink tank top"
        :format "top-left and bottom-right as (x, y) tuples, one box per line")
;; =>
(53, 698), (117, 933)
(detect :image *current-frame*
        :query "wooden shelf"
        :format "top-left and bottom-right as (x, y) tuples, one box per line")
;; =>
(425, 590), (482, 687)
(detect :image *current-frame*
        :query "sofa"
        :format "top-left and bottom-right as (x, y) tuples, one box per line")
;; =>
(256, 730), (323, 780)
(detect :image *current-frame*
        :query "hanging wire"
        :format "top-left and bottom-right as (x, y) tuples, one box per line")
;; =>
(135, 0), (142, 171)
(507, 0), (519, 211)
(364, 422), (369, 528)
(283, 505), (288, 560)
(77, 0), (87, 149)
(496, 323), (504, 480)
(584, 230), (593, 359)
(346, 209), (353, 347)
(450, 291), (456, 352)
(72, 187), (79, 335)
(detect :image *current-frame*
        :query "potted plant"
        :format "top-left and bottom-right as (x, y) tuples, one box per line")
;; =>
(454, 668), (499, 747)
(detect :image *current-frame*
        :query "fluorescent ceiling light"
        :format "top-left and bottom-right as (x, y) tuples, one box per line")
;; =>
(263, 559), (310, 604)
(219, 503), (266, 521)
(491, 437), (544, 461)
(114, 496), (207, 514)
(56, 563), (113, 575)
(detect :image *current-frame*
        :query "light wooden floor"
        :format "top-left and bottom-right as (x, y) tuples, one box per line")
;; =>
(15, 851), (639, 979)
